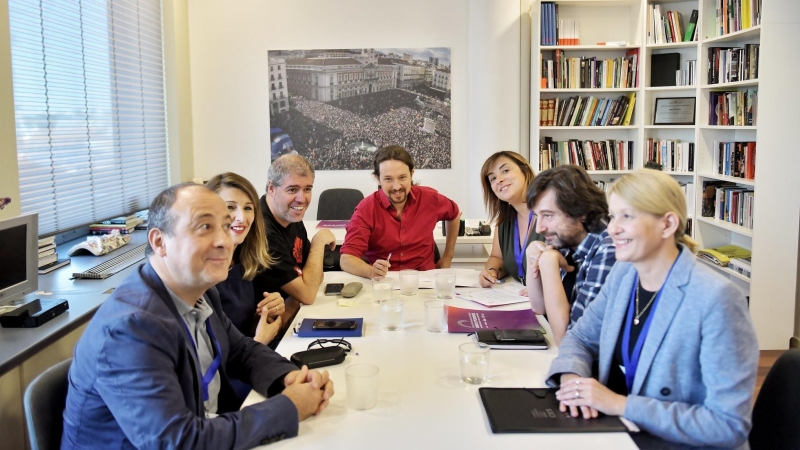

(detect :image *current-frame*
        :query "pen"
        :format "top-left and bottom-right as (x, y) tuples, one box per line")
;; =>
(387, 252), (392, 261)
(493, 279), (505, 284)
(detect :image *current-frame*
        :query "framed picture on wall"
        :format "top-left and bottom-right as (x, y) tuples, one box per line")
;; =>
(267, 48), (452, 170)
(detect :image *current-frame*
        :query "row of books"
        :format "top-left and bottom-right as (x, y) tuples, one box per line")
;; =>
(714, 141), (756, 179)
(89, 215), (145, 235)
(645, 139), (695, 173)
(701, 181), (754, 229)
(541, 50), (639, 89)
(540, 94), (636, 127)
(648, 6), (698, 44)
(540, 3), (579, 46)
(37, 235), (70, 274)
(709, 90), (757, 126)
(707, 45), (759, 85)
(677, 60), (698, 87)
(539, 137), (634, 172)
(713, 0), (762, 37)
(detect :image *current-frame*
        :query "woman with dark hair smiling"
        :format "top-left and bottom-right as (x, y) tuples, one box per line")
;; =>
(547, 169), (758, 448)
(206, 172), (285, 345)
(478, 151), (543, 290)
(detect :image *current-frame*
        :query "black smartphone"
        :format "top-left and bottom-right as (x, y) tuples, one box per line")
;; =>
(312, 320), (357, 330)
(324, 283), (345, 296)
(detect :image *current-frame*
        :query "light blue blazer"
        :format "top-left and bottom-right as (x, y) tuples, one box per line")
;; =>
(547, 246), (759, 448)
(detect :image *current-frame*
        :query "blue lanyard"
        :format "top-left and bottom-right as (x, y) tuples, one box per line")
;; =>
(181, 316), (223, 402)
(513, 211), (534, 282)
(621, 257), (678, 394)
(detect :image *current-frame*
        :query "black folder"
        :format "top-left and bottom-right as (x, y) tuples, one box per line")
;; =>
(479, 388), (628, 433)
(650, 53), (681, 87)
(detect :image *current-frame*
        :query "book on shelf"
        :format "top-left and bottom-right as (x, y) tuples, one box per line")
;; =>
(714, 0), (762, 37)
(646, 139), (694, 172)
(540, 137), (633, 172)
(713, 141), (756, 179)
(540, 2), (580, 46)
(710, 185), (754, 229)
(728, 256), (752, 277)
(701, 180), (736, 217)
(684, 10), (699, 42)
(697, 244), (751, 267)
(648, 5), (694, 44)
(543, 94), (635, 127)
(651, 53), (680, 87)
(708, 90), (757, 126)
(680, 182), (695, 214)
(38, 258), (71, 275)
(677, 60), (697, 87)
(707, 45), (759, 85)
(541, 50), (638, 89)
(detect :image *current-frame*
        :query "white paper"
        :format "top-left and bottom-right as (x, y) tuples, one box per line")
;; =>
(456, 280), (528, 307)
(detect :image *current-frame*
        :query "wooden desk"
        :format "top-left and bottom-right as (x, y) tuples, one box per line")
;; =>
(304, 220), (493, 265)
(245, 271), (637, 449)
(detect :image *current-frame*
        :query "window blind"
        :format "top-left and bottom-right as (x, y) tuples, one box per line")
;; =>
(8, 0), (169, 236)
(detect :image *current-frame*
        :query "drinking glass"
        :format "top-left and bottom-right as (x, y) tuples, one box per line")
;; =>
(424, 299), (448, 332)
(399, 270), (419, 296)
(435, 273), (456, 299)
(371, 277), (393, 304)
(346, 364), (379, 410)
(380, 299), (404, 331)
(459, 342), (490, 384)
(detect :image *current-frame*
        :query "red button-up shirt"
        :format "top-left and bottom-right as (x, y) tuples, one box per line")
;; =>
(340, 186), (460, 271)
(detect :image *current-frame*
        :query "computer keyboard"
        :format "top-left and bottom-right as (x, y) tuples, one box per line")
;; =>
(72, 244), (146, 279)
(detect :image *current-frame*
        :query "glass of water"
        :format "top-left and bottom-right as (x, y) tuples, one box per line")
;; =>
(371, 277), (393, 304)
(435, 273), (456, 299)
(380, 299), (405, 331)
(399, 270), (419, 296)
(424, 299), (448, 332)
(459, 342), (490, 384)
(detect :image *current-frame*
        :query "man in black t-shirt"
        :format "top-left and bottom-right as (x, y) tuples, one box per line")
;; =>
(252, 155), (336, 315)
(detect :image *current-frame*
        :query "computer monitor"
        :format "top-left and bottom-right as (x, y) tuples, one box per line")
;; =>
(0, 213), (38, 302)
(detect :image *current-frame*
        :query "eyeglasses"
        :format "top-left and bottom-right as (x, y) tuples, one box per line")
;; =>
(307, 338), (352, 352)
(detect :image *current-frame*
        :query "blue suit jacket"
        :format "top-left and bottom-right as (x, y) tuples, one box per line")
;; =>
(547, 246), (759, 448)
(62, 262), (300, 449)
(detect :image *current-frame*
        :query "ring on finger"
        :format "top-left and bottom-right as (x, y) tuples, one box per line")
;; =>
(575, 390), (581, 399)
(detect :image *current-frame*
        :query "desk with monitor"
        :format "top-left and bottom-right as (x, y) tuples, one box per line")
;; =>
(243, 271), (638, 449)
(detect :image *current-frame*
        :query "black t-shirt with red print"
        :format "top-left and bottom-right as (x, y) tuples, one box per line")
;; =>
(252, 195), (311, 301)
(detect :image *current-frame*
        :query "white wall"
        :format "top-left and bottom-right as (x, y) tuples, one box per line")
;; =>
(750, 0), (800, 348)
(186, 0), (522, 220)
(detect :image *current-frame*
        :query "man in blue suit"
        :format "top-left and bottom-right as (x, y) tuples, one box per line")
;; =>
(62, 183), (334, 449)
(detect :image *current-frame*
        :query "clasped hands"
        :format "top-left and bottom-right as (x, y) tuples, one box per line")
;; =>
(282, 365), (335, 420)
(525, 241), (574, 279)
(556, 373), (626, 419)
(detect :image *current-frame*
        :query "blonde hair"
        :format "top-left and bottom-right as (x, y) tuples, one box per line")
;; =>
(206, 172), (275, 280)
(608, 169), (699, 253)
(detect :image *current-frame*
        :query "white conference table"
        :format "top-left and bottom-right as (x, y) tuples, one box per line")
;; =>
(245, 271), (637, 449)
(304, 220), (493, 265)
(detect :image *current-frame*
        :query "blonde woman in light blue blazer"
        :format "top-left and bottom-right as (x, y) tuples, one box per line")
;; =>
(546, 169), (758, 448)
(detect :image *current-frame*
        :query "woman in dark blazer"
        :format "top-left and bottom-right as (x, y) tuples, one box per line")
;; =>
(547, 169), (758, 448)
(478, 151), (544, 290)
(207, 172), (284, 345)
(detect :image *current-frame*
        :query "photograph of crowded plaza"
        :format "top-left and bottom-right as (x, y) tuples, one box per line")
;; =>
(268, 48), (452, 170)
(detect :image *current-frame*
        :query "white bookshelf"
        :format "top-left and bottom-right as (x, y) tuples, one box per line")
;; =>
(530, 0), (773, 343)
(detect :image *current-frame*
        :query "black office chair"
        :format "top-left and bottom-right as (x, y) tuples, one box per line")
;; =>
(316, 188), (364, 221)
(317, 189), (364, 271)
(750, 349), (800, 450)
(24, 358), (72, 450)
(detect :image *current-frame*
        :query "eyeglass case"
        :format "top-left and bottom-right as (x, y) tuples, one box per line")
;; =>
(290, 347), (347, 369)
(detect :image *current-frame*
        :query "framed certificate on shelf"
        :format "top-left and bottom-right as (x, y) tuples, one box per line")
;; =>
(653, 97), (696, 125)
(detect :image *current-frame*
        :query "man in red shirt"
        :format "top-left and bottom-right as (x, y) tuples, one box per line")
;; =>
(340, 145), (462, 278)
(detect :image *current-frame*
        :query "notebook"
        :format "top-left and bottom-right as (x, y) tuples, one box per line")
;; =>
(295, 318), (364, 337)
(479, 388), (628, 433)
